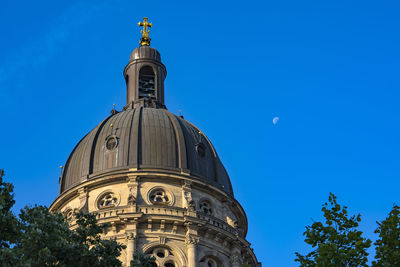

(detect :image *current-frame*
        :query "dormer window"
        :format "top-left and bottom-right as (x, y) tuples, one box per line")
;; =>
(139, 66), (155, 100)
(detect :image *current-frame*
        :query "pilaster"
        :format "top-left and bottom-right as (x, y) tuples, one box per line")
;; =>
(185, 222), (199, 267)
(182, 180), (196, 216)
(127, 175), (139, 212)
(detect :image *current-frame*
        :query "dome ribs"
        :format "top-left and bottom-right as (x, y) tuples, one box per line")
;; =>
(59, 108), (233, 196)
(157, 109), (176, 168)
(127, 106), (142, 168)
(154, 109), (164, 166)
(180, 119), (216, 182)
(141, 108), (151, 166)
(140, 108), (176, 169)
(59, 132), (89, 193)
(79, 126), (97, 179)
(116, 109), (132, 169)
(89, 115), (113, 174)
(163, 110), (187, 170)
(137, 106), (143, 168)
(95, 112), (118, 171)
(125, 108), (137, 166)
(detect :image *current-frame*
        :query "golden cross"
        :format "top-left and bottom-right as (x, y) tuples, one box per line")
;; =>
(138, 17), (152, 46)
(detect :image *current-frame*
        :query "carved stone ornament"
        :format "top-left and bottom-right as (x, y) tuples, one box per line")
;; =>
(185, 233), (199, 245)
(127, 194), (136, 205)
(230, 252), (242, 266)
(126, 232), (136, 241)
(188, 200), (196, 212)
(183, 191), (196, 212)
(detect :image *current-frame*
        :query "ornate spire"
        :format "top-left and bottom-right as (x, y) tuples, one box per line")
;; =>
(138, 17), (152, 46)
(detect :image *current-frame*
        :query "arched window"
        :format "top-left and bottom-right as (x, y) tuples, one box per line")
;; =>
(199, 256), (222, 267)
(139, 66), (155, 100)
(147, 247), (177, 267)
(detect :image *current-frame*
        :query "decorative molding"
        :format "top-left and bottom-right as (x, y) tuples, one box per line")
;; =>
(125, 232), (136, 241)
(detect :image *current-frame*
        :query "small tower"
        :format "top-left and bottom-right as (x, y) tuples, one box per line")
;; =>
(124, 17), (167, 109)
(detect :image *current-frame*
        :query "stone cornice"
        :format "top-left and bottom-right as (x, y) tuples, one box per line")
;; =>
(50, 169), (248, 236)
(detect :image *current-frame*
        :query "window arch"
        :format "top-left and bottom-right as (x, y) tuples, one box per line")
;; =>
(146, 247), (179, 267)
(139, 66), (156, 100)
(199, 256), (223, 267)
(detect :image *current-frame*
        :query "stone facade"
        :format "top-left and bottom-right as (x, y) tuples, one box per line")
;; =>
(50, 42), (260, 267)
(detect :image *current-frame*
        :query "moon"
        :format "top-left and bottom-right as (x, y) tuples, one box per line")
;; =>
(272, 117), (279, 125)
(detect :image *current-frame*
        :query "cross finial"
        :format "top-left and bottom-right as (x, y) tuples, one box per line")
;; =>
(138, 17), (152, 46)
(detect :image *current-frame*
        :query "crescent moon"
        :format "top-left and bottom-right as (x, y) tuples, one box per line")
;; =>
(272, 117), (279, 125)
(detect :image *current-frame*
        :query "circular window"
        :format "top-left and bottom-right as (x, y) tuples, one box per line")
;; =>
(199, 200), (213, 216)
(64, 208), (74, 221)
(149, 189), (170, 205)
(97, 191), (119, 209)
(147, 187), (174, 206)
(105, 136), (118, 150)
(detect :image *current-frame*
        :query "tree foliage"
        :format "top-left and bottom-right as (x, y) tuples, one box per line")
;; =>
(0, 169), (125, 267)
(0, 169), (19, 265)
(130, 252), (156, 267)
(372, 205), (400, 266)
(295, 193), (371, 267)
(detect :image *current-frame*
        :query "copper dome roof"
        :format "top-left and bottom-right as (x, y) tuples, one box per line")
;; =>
(59, 107), (233, 195)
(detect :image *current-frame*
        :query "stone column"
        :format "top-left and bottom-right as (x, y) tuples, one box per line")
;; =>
(185, 233), (199, 267)
(125, 218), (138, 267)
(125, 232), (136, 267)
(230, 241), (242, 267)
(185, 222), (199, 267)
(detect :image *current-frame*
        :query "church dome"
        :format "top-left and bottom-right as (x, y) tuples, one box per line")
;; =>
(52, 20), (260, 267)
(59, 107), (233, 195)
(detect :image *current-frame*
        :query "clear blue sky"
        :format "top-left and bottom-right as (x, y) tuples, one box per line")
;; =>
(1, 0), (400, 266)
